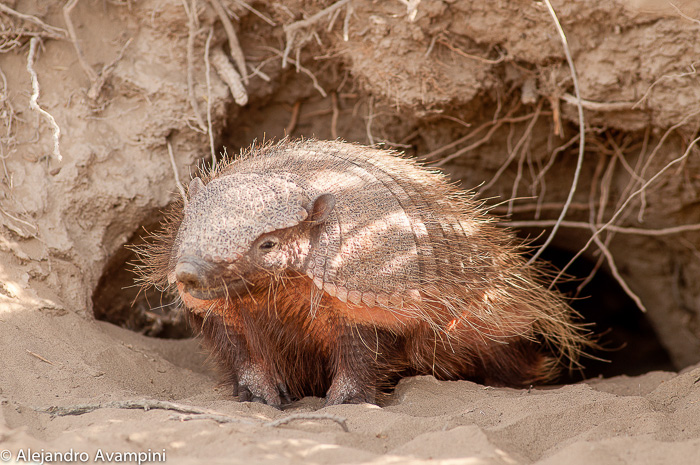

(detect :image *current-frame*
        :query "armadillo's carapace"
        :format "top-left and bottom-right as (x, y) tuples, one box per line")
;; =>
(136, 139), (590, 407)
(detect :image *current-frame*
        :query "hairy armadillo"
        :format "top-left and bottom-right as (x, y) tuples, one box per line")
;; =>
(137, 139), (589, 406)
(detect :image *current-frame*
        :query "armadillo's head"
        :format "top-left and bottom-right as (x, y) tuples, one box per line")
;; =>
(170, 173), (335, 303)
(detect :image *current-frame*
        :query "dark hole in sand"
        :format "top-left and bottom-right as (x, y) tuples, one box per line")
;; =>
(92, 213), (193, 339)
(529, 242), (675, 381)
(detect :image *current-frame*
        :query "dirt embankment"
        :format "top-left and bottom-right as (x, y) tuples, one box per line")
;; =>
(1, 1), (700, 464)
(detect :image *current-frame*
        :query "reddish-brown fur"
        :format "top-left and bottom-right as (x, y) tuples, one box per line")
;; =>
(177, 270), (553, 404)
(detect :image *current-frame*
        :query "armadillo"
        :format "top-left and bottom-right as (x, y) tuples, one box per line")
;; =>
(137, 139), (589, 406)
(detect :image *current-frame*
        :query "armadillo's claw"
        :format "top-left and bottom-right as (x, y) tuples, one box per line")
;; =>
(235, 363), (290, 408)
(324, 372), (376, 406)
(278, 382), (292, 405)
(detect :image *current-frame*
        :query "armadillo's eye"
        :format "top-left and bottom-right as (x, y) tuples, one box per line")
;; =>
(259, 239), (279, 251)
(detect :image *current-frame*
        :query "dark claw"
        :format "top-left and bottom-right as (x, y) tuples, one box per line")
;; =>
(325, 372), (376, 406)
(237, 386), (252, 402)
(278, 383), (292, 405)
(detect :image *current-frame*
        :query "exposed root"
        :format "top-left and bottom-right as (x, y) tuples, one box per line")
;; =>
(527, 0), (586, 265)
(281, 0), (352, 67)
(0, 4), (67, 40)
(634, 61), (699, 109)
(204, 27), (217, 169)
(591, 233), (647, 312)
(551, 135), (700, 291)
(285, 101), (302, 135)
(424, 102), (530, 165)
(637, 108), (700, 221)
(482, 101), (542, 193)
(0, 64), (15, 184)
(398, 0), (422, 22)
(167, 139), (188, 206)
(438, 38), (506, 65)
(666, 1), (700, 26)
(331, 92), (339, 139)
(183, 0), (207, 132)
(211, 46), (248, 106)
(63, 0), (97, 83)
(365, 96), (375, 145)
(87, 37), (132, 101)
(560, 93), (636, 112)
(504, 220), (700, 237)
(235, 0), (276, 26)
(26, 37), (62, 162)
(208, 0), (248, 85)
(262, 47), (327, 97)
(343, 2), (353, 41)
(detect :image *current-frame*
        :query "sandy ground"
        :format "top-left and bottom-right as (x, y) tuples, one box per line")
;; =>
(2, 298), (700, 464)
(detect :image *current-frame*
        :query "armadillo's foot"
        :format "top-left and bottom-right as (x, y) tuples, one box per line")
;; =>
(324, 372), (376, 406)
(236, 363), (290, 408)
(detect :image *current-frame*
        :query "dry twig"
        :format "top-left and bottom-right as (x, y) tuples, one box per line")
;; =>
(42, 399), (225, 417)
(171, 413), (256, 424)
(40, 399), (349, 432)
(265, 413), (349, 432)
(26, 38), (62, 162)
(26, 349), (55, 365)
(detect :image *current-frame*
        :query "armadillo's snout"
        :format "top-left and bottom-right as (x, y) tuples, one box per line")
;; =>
(175, 255), (246, 300)
(175, 259), (205, 289)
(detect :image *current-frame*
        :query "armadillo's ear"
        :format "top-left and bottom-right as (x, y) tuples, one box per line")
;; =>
(309, 193), (335, 224)
(188, 177), (205, 200)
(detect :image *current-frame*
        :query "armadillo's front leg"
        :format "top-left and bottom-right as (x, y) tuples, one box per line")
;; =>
(191, 309), (290, 407)
(325, 322), (397, 406)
